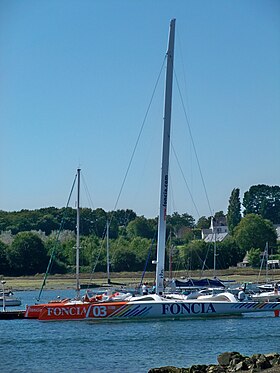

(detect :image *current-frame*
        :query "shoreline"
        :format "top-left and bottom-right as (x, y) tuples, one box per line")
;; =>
(2, 268), (280, 292)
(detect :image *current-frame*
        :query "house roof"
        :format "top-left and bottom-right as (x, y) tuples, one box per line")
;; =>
(204, 232), (228, 242)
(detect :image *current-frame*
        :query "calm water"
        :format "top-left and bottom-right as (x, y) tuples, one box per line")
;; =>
(1, 289), (280, 373)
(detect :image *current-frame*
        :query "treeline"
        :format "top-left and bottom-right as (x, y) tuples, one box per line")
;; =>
(0, 208), (199, 276)
(0, 184), (279, 277)
(0, 207), (137, 237)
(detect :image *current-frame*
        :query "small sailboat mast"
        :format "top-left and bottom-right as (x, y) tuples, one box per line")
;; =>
(106, 220), (111, 284)
(155, 19), (176, 295)
(76, 168), (81, 299)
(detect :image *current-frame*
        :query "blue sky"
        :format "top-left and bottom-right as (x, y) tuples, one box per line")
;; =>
(0, 0), (279, 221)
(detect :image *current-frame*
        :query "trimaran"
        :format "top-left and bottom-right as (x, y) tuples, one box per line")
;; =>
(25, 19), (280, 321)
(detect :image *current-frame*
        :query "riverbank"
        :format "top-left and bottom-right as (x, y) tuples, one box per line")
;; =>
(2, 268), (280, 291)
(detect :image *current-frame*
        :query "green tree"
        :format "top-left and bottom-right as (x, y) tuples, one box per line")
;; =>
(180, 240), (207, 271)
(227, 188), (242, 234)
(110, 209), (137, 227)
(234, 214), (277, 253)
(129, 237), (154, 271)
(0, 211), (10, 232)
(111, 247), (137, 272)
(196, 216), (210, 229)
(167, 212), (195, 236)
(80, 235), (103, 269)
(37, 213), (59, 235)
(214, 211), (226, 219)
(127, 216), (155, 239)
(92, 208), (108, 238)
(80, 208), (95, 236)
(0, 241), (10, 275)
(7, 232), (49, 275)
(243, 184), (280, 223)
(216, 237), (244, 268)
(247, 248), (262, 268)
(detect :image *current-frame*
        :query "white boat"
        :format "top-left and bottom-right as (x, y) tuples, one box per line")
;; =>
(0, 291), (21, 307)
(25, 19), (280, 321)
(257, 282), (280, 292)
(250, 290), (280, 302)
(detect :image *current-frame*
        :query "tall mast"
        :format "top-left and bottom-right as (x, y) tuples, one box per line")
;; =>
(106, 220), (110, 284)
(211, 216), (217, 277)
(155, 19), (176, 295)
(76, 168), (81, 299)
(265, 242), (269, 283)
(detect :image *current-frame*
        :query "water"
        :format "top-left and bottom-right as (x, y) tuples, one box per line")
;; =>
(1, 290), (280, 373)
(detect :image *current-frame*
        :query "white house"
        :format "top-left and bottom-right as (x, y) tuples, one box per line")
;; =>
(202, 216), (229, 242)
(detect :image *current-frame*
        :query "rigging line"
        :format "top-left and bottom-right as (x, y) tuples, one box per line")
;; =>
(81, 173), (95, 210)
(176, 28), (190, 112)
(88, 223), (108, 282)
(174, 70), (213, 217)
(111, 56), (166, 214)
(89, 56), (167, 277)
(200, 241), (214, 276)
(171, 142), (200, 218)
(37, 172), (78, 301)
(89, 55), (166, 279)
(138, 231), (157, 288)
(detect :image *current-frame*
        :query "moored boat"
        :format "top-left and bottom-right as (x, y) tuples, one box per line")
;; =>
(37, 294), (280, 321)
(0, 310), (25, 319)
(0, 291), (22, 307)
(25, 19), (280, 322)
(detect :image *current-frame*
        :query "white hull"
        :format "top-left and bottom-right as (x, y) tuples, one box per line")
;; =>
(34, 294), (280, 321)
(250, 291), (280, 302)
(0, 297), (21, 307)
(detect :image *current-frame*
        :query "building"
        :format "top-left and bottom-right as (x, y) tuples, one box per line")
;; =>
(202, 216), (229, 242)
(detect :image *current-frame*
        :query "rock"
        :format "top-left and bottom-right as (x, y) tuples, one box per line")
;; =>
(207, 366), (226, 373)
(149, 352), (280, 373)
(217, 352), (243, 367)
(190, 364), (208, 373)
(233, 360), (248, 371)
(265, 354), (280, 367)
(255, 355), (272, 371)
(148, 367), (189, 373)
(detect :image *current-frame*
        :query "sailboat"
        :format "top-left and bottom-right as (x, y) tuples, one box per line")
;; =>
(25, 168), (87, 318)
(25, 19), (280, 321)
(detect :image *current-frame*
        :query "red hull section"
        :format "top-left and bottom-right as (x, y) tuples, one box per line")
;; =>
(38, 301), (128, 321)
(25, 299), (71, 319)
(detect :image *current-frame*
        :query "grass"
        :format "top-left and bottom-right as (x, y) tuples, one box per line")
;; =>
(2, 267), (280, 291)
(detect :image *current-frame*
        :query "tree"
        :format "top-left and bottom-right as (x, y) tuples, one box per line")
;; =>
(37, 214), (59, 235)
(92, 208), (108, 238)
(247, 248), (262, 268)
(216, 237), (244, 268)
(110, 209), (137, 227)
(80, 235), (103, 269)
(227, 188), (242, 234)
(214, 211), (226, 219)
(111, 247), (137, 272)
(79, 208), (96, 236)
(167, 212), (195, 237)
(129, 237), (155, 271)
(7, 232), (49, 275)
(126, 216), (156, 239)
(0, 241), (10, 275)
(180, 240), (207, 271)
(196, 216), (210, 229)
(243, 184), (280, 223)
(233, 214), (277, 253)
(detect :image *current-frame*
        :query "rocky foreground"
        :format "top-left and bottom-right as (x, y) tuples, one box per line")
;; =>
(148, 352), (280, 373)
